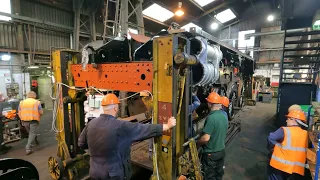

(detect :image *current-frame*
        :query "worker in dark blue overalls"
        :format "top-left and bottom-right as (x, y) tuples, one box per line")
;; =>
(78, 93), (176, 180)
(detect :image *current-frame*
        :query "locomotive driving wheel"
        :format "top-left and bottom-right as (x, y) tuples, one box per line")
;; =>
(48, 156), (64, 180)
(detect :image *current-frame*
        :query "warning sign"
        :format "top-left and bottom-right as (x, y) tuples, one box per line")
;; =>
(158, 101), (172, 136)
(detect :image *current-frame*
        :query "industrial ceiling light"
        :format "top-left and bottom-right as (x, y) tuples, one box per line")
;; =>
(193, 0), (216, 7)
(181, 23), (202, 31)
(314, 20), (320, 30)
(267, 14), (275, 22)
(175, 2), (184, 17)
(1, 54), (11, 61)
(313, 9), (320, 30)
(215, 9), (236, 23)
(211, 22), (219, 30)
(143, 3), (174, 22)
(175, 9), (184, 17)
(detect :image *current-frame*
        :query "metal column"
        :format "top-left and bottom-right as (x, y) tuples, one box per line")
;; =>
(135, 0), (145, 35)
(73, 0), (84, 51)
(90, 12), (96, 42)
(119, 0), (129, 117)
(120, 0), (129, 36)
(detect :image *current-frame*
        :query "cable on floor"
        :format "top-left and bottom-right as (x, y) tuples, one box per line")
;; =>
(238, 134), (269, 157)
(241, 145), (269, 157)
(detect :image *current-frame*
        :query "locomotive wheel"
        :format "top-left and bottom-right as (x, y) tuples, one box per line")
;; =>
(48, 156), (64, 180)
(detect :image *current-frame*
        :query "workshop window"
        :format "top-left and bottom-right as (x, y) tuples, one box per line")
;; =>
(238, 30), (255, 57)
(0, 0), (11, 21)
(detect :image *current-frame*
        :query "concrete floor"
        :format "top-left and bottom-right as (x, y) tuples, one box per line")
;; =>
(0, 109), (57, 180)
(224, 102), (276, 180)
(0, 102), (281, 180)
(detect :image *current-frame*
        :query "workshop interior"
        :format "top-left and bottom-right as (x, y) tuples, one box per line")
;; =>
(0, 0), (320, 179)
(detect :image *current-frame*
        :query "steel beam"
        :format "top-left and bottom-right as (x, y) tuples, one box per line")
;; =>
(143, 15), (170, 27)
(0, 48), (50, 55)
(0, 12), (73, 31)
(245, 28), (306, 39)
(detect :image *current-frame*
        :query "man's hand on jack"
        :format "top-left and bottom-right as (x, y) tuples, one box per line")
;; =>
(163, 117), (176, 131)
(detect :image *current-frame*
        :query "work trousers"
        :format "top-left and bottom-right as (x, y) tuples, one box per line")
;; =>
(21, 120), (39, 152)
(201, 149), (225, 180)
(268, 166), (303, 180)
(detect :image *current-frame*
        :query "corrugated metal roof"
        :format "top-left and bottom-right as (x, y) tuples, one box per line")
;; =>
(0, 21), (71, 52)
(26, 26), (71, 52)
(21, 0), (73, 27)
(0, 23), (17, 49)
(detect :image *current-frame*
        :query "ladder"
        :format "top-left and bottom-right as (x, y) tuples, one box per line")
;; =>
(102, 0), (121, 42)
(276, 23), (320, 126)
(280, 30), (320, 83)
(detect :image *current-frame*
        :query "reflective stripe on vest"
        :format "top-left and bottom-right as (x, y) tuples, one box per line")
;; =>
(20, 107), (39, 111)
(275, 127), (307, 152)
(271, 155), (306, 167)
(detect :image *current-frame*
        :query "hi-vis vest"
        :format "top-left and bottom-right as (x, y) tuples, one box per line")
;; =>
(19, 98), (41, 121)
(270, 126), (308, 175)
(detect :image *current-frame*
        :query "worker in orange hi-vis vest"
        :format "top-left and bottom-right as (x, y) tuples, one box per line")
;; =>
(267, 110), (308, 180)
(18, 91), (43, 155)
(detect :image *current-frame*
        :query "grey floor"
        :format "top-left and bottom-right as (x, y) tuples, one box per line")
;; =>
(224, 102), (277, 180)
(0, 102), (281, 180)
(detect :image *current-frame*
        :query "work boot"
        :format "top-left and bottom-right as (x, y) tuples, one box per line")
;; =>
(0, 145), (12, 155)
(26, 149), (33, 155)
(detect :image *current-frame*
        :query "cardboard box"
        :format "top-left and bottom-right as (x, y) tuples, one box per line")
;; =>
(307, 148), (316, 163)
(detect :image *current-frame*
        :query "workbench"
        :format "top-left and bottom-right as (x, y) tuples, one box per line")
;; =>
(2, 118), (21, 144)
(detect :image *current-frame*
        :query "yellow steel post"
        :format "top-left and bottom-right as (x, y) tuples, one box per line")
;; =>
(152, 36), (174, 180)
(52, 50), (72, 161)
(49, 50), (89, 180)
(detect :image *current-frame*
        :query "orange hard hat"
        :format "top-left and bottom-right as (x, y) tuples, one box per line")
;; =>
(221, 96), (229, 107)
(206, 92), (221, 104)
(101, 93), (120, 106)
(286, 110), (306, 122)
